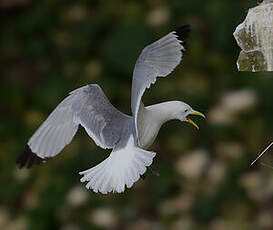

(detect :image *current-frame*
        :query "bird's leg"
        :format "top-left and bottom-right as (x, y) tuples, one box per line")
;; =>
(149, 165), (160, 176)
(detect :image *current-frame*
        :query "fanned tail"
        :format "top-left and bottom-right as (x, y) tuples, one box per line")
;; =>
(79, 146), (156, 194)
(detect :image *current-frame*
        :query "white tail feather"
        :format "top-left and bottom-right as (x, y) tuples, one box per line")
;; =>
(79, 147), (156, 194)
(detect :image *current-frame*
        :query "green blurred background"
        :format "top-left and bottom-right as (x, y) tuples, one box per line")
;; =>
(1, 0), (273, 229)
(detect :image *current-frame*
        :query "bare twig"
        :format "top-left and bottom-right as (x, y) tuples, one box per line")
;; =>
(251, 142), (273, 166)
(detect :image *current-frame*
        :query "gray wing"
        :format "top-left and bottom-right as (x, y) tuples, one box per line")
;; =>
(18, 84), (129, 168)
(131, 25), (190, 143)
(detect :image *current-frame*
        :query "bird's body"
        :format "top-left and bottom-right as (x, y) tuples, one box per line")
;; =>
(138, 104), (161, 149)
(17, 25), (205, 194)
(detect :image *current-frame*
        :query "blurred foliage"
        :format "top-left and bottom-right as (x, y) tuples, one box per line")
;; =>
(1, 0), (273, 230)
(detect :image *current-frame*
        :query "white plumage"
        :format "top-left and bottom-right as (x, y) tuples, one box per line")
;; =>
(79, 136), (155, 194)
(17, 25), (204, 194)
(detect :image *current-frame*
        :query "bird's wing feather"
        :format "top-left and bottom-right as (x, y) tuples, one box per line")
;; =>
(18, 84), (129, 168)
(73, 84), (129, 149)
(131, 25), (190, 142)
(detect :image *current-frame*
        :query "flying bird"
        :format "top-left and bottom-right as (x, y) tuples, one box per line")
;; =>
(17, 25), (205, 194)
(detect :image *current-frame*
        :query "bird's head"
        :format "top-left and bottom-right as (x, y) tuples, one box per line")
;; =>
(176, 101), (205, 129)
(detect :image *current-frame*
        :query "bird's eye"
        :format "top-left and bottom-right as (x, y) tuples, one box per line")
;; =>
(184, 109), (189, 113)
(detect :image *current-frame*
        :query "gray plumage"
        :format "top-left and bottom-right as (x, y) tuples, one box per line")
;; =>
(17, 25), (192, 194)
(132, 28), (187, 143)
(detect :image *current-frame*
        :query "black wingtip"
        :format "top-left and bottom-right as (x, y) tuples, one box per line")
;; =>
(174, 24), (191, 45)
(16, 145), (45, 169)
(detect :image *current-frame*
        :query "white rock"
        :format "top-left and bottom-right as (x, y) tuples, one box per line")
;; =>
(234, 0), (273, 71)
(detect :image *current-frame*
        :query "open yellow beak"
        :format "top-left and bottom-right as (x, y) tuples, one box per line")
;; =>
(185, 111), (206, 129)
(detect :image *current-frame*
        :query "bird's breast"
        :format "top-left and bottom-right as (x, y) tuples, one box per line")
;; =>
(136, 103), (164, 149)
(138, 122), (160, 149)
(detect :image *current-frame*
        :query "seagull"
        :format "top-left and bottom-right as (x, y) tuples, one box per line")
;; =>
(17, 25), (205, 194)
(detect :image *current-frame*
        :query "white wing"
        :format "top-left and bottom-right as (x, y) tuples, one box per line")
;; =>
(131, 25), (190, 143)
(17, 84), (129, 168)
